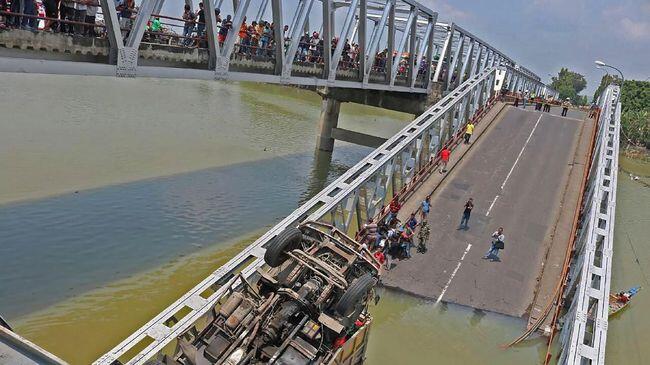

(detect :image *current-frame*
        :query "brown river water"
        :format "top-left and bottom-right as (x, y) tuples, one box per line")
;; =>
(1, 74), (648, 364)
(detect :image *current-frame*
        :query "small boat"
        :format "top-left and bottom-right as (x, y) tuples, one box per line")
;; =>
(609, 286), (641, 317)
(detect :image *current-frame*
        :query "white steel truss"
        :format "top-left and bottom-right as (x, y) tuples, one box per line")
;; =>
(557, 85), (620, 365)
(0, 1), (553, 95)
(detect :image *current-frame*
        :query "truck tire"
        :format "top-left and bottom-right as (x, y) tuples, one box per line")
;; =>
(335, 273), (377, 316)
(264, 227), (303, 267)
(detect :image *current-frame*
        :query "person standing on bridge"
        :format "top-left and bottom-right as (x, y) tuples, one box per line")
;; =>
(458, 198), (473, 230)
(196, 3), (206, 40)
(464, 121), (475, 144)
(182, 4), (196, 47)
(406, 213), (418, 230)
(421, 195), (431, 221)
(561, 98), (571, 117)
(386, 195), (401, 225)
(522, 90), (529, 109)
(218, 15), (232, 47)
(483, 227), (505, 261)
(439, 146), (450, 173)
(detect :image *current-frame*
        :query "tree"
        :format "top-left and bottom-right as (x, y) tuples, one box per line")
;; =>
(592, 74), (622, 102)
(550, 68), (587, 104)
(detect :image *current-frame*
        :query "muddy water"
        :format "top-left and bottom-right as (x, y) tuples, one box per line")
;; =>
(605, 157), (650, 364)
(1, 74), (648, 364)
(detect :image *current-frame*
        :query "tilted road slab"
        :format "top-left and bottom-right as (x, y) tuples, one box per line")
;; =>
(383, 105), (586, 317)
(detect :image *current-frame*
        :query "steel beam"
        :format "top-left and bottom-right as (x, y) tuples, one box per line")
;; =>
(218, 0), (251, 76)
(271, 0), (283, 75)
(329, 0), (360, 82)
(389, 6), (415, 86)
(412, 18), (431, 89)
(282, 0), (315, 80)
(406, 6), (419, 88)
(358, 0), (367, 82)
(423, 13), (437, 91)
(446, 32), (463, 91)
(363, 0), (391, 84)
(322, 0), (333, 79)
(254, 0), (269, 21)
(432, 23), (453, 83)
(385, 0), (396, 84)
(125, 0), (156, 49)
(204, 0), (221, 70)
(458, 38), (474, 84)
(99, 0), (123, 65)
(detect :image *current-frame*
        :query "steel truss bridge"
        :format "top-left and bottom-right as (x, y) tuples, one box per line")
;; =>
(1, 1), (583, 364)
(555, 85), (621, 365)
(0, 0), (555, 97)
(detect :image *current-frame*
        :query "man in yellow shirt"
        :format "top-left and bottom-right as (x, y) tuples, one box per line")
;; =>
(464, 121), (475, 144)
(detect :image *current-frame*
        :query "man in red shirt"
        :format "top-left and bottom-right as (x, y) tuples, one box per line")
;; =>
(386, 195), (401, 225)
(439, 147), (450, 173)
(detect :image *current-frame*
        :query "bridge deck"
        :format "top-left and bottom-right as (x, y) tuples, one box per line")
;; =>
(383, 105), (588, 317)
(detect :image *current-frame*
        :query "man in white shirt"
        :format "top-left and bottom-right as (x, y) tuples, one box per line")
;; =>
(73, 0), (87, 35)
(483, 227), (504, 261)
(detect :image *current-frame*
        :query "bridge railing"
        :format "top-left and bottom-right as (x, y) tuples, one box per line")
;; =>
(93, 65), (509, 365)
(0, 1), (556, 97)
(556, 85), (620, 365)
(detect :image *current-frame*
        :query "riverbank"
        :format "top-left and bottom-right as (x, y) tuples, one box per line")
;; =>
(0, 73), (411, 205)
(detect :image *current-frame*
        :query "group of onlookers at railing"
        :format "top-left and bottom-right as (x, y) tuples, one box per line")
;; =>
(0, 0), (435, 77)
(356, 195), (434, 270)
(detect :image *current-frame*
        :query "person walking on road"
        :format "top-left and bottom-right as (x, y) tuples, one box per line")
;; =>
(458, 198), (473, 229)
(464, 121), (475, 144)
(439, 146), (450, 173)
(421, 195), (431, 220)
(561, 98), (571, 117)
(483, 227), (505, 261)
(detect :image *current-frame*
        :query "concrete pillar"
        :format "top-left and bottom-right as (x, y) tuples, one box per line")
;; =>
(316, 97), (342, 152)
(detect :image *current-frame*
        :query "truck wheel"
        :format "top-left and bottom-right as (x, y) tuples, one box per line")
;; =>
(264, 227), (303, 267)
(335, 273), (377, 316)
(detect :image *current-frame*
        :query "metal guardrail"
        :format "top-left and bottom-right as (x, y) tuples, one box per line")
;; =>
(557, 85), (620, 365)
(0, 1), (555, 96)
(93, 65), (520, 365)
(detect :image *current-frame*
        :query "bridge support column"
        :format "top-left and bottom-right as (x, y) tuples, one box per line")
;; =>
(316, 97), (341, 152)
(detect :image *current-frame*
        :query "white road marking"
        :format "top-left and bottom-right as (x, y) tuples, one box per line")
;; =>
(486, 195), (499, 216)
(500, 113), (543, 190)
(436, 243), (472, 305)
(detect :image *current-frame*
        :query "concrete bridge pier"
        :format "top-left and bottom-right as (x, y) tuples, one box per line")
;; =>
(316, 96), (342, 152)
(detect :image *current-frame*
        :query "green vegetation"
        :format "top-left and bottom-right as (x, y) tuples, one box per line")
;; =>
(550, 68), (588, 105)
(594, 78), (650, 149)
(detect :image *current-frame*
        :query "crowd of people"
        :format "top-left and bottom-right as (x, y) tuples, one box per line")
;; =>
(356, 190), (506, 270)
(0, 0), (435, 77)
(356, 194), (431, 271)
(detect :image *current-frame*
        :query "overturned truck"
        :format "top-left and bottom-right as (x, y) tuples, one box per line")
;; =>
(171, 221), (381, 365)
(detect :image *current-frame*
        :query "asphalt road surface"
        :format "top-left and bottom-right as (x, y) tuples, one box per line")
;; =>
(383, 105), (584, 317)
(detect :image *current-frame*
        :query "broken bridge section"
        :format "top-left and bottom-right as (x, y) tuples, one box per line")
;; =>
(383, 105), (590, 318)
